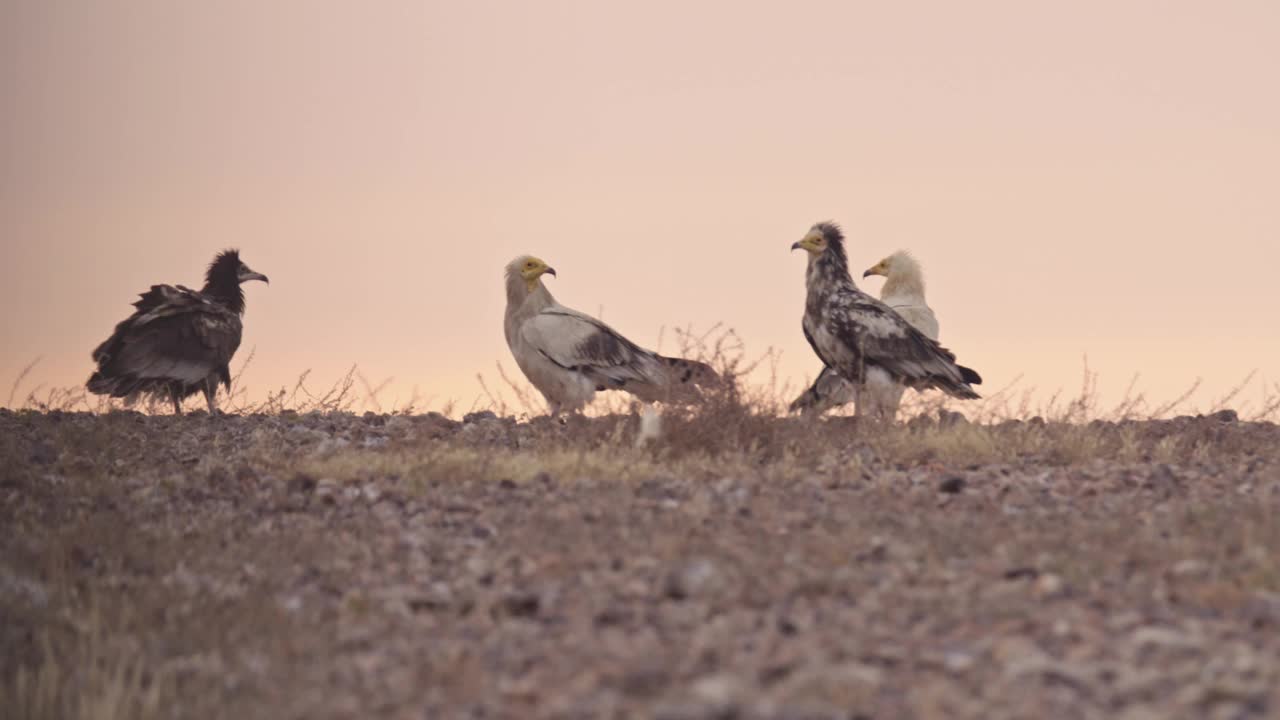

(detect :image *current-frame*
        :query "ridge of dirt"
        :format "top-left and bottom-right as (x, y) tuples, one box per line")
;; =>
(2, 409), (1278, 719)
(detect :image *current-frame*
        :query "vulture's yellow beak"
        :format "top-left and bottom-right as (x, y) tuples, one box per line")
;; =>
(862, 260), (888, 279)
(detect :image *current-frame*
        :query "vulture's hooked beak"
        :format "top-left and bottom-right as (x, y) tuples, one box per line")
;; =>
(861, 269), (874, 278)
(790, 241), (803, 251)
(239, 270), (269, 284)
(543, 267), (557, 278)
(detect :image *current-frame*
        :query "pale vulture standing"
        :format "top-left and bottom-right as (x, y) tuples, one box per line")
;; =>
(791, 250), (941, 419)
(503, 255), (718, 417)
(790, 223), (981, 419)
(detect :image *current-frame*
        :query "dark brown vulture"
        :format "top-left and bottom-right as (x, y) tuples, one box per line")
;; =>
(87, 250), (268, 414)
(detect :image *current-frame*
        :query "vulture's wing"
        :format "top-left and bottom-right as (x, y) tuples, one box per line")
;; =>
(94, 287), (243, 390)
(519, 309), (660, 389)
(823, 291), (980, 397)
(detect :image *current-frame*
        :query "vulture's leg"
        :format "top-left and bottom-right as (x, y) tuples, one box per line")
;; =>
(548, 400), (562, 421)
(203, 379), (219, 415)
(170, 384), (183, 415)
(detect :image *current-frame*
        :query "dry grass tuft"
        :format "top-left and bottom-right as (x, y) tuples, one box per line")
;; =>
(5, 613), (165, 720)
(6, 327), (1280, 428)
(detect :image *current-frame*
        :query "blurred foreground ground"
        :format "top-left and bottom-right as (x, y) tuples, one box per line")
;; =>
(2, 408), (1279, 719)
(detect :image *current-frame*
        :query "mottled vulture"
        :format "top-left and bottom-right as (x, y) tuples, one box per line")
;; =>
(790, 223), (980, 418)
(792, 250), (943, 419)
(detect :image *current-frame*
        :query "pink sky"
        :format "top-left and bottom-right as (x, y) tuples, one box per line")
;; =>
(3, 1), (1278, 415)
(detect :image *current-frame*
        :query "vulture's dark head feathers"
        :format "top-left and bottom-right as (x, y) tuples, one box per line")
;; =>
(203, 249), (268, 313)
(792, 221), (849, 271)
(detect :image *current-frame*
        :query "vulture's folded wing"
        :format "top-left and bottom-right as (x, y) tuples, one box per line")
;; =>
(519, 309), (658, 388)
(96, 289), (243, 388)
(829, 295), (979, 393)
(112, 313), (241, 383)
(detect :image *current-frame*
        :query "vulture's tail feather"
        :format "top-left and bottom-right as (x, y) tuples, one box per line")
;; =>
(942, 381), (981, 400)
(87, 370), (145, 399)
(657, 355), (719, 388)
(959, 365), (982, 386)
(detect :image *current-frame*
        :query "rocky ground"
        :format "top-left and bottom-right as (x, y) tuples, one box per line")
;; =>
(2, 407), (1279, 719)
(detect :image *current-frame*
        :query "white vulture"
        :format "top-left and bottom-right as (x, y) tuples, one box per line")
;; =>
(503, 255), (718, 417)
(87, 249), (268, 414)
(789, 222), (980, 419)
(791, 250), (942, 419)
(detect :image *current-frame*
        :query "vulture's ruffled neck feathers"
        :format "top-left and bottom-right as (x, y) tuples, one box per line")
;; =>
(202, 250), (247, 314)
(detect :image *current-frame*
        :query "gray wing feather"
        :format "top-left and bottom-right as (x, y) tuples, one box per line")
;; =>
(814, 290), (977, 397)
(521, 310), (659, 388)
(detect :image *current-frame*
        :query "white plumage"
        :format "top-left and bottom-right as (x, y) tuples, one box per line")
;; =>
(503, 255), (716, 417)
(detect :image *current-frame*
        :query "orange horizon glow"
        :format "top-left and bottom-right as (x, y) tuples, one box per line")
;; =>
(4, 1), (1279, 416)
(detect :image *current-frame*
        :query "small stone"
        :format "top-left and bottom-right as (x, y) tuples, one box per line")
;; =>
(1131, 625), (1200, 652)
(690, 672), (743, 710)
(312, 436), (351, 455)
(1171, 559), (1209, 578)
(938, 476), (966, 494)
(287, 473), (317, 494)
(314, 478), (339, 504)
(409, 582), (454, 612)
(994, 636), (1049, 668)
(463, 410), (498, 424)
(943, 651), (975, 673)
(664, 558), (721, 601)
(1033, 573), (1066, 599)
(1004, 566), (1040, 581)
(1208, 409), (1239, 423)
(496, 591), (540, 618)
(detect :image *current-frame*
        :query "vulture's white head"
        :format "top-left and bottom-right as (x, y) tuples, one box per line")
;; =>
(862, 251), (920, 280)
(506, 255), (557, 293)
(863, 250), (925, 297)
